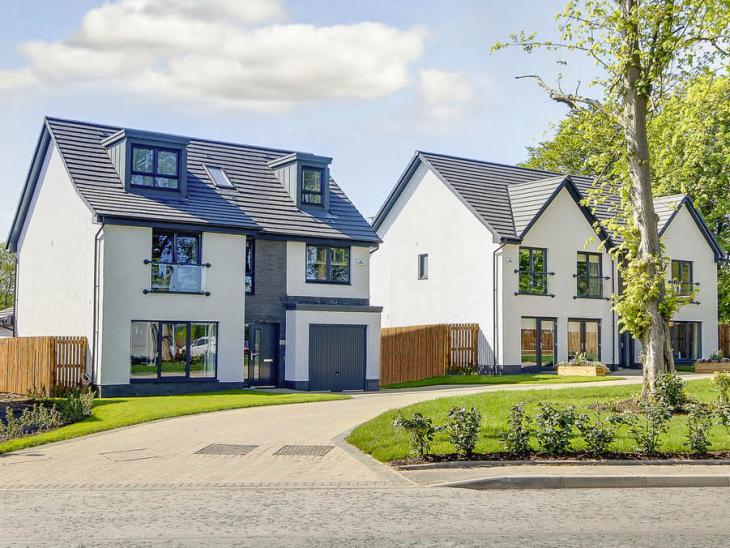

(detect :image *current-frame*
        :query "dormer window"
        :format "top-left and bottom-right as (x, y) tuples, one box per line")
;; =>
(131, 145), (180, 190)
(301, 166), (324, 206)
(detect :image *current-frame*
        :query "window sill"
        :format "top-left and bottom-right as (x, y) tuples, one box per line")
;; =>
(573, 295), (610, 301)
(305, 280), (352, 286)
(515, 291), (555, 298)
(143, 289), (211, 296)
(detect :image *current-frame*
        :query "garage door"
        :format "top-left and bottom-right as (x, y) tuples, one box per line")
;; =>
(309, 324), (366, 391)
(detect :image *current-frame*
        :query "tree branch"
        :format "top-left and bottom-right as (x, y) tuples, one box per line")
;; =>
(515, 74), (604, 110)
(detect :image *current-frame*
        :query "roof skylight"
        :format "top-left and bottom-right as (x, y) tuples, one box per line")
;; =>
(205, 165), (234, 189)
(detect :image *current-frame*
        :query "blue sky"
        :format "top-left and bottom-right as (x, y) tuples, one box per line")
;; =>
(0, 0), (600, 237)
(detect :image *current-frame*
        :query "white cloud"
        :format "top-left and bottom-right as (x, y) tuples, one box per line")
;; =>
(1, 0), (425, 111)
(419, 69), (475, 120)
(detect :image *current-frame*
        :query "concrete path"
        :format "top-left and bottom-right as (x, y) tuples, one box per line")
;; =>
(0, 373), (707, 489)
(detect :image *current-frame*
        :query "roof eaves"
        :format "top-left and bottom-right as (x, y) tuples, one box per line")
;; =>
(371, 152), (423, 231)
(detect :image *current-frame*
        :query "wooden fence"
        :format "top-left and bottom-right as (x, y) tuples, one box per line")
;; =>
(0, 336), (87, 396)
(380, 323), (479, 386)
(720, 324), (730, 357)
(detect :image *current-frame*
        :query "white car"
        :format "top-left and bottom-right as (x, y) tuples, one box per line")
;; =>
(190, 336), (216, 357)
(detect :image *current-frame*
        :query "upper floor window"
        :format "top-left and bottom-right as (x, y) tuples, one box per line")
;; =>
(131, 145), (180, 190)
(245, 238), (255, 295)
(205, 165), (234, 189)
(418, 253), (429, 280)
(671, 259), (694, 296)
(518, 247), (547, 295)
(301, 167), (324, 206)
(151, 229), (202, 292)
(576, 252), (603, 298)
(306, 245), (350, 284)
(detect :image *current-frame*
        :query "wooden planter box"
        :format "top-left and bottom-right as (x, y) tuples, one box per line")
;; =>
(695, 361), (730, 373)
(556, 365), (608, 377)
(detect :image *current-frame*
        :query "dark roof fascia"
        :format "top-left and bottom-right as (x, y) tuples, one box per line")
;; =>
(267, 152), (332, 169)
(255, 231), (380, 247)
(516, 177), (614, 248)
(6, 124), (53, 251)
(100, 128), (190, 149)
(284, 302), (383, 313)
(372, 152), (422, 231)
(98, 215), (259, 236)
(418, 153), (503, 239)
(659, 196), (725, 262)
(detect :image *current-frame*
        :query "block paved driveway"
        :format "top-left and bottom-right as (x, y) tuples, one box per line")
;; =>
(0, 376), (660, 489)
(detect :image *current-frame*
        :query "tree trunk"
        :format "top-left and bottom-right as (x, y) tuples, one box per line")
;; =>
(620, 0), (675, 398)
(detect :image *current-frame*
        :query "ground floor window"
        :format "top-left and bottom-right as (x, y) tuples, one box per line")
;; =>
(130, 321), (217, 380)
(669, 321), (701, 361)
(521, 317), (556, 369)
(568, 319), (601, 361)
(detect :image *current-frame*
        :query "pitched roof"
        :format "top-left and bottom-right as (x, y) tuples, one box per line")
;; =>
(8, 117), (378, 250)
(373, 151), (724, 260)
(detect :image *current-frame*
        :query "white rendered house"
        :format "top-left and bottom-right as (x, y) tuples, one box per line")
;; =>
(371, 151), (724, 372)
(8, 117), (382, 395)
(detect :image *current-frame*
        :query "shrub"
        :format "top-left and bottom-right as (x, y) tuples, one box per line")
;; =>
(444, 406), (482, 457)
(56, 388), (95, 424)
(623, 401), (672, 454)
(685, 404), (713, 454)
(500, 403), (531, 454)
(393, 412), (440, 457)
(712, 372), (730, 406)
(715, 404), (730, 435)
(0, 404), (62, 442)
(654, 373), (688, 411)
(533, 403), (578, 455)
(710, 350), (725, 362)
(575, 413), (619, 456)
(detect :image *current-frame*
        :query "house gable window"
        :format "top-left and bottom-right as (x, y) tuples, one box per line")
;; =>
(518, 247), (547, 295)
(418, 253), (428, 280)
(301, 166), (324, 206)
(306, 245), (350, 284)
(245, 238), (255, 295)
(671, 259), (694, 296)
(576, 252), (603, 298)
(131, 145), (180, 190)
(150, 229), (203, 293)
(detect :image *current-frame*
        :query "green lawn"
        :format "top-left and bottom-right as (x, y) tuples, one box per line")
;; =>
(0, 390), (348, 454)
(382, 373), (622, 389)
(675, 364), (695, 373)
(348, 380), (726, 462)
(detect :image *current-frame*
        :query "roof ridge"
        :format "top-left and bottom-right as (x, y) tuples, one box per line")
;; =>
(418, 150), (573, 177)
(45, 115), (303, 157)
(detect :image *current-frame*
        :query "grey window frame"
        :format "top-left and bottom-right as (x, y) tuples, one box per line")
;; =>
(671, 259), (694, 296)
(300, 166), (325, 207)
(149, 229), (203, 294)
(567, 318), (602, 361)
(418, 253), (429, 280)
(245, 238), (255, 295)
(305, 244), (351, 284)
(130, 320), (218, 382)
(130, 145), (181, 190)
(576, 251), (603, 298)
(518, 247), (548, 295)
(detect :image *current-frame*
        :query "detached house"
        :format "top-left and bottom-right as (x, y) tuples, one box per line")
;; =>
(371, 152), (724, 372)
(8, 117), (382, 395)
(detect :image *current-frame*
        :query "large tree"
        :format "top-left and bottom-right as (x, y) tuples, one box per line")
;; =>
(524, 73), (730, 322)
(494, 0), (729, 394)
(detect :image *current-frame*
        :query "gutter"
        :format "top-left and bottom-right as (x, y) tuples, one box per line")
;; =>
(11, 256), (18, 337)
(91, 223), (104, 385)
(492, 242), (507, 373)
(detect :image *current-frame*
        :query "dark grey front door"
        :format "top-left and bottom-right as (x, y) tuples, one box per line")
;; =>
(248, 323), (278, 386)
(309, 325), (366, 391)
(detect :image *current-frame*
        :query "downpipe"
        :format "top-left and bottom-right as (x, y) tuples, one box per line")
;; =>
(91, 223), (104, 386)
(492, 243), (507, 375)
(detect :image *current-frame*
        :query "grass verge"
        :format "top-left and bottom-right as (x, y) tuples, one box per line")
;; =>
(0, 390), (348, 454)
(382, 373), (623, 389)
(348, 380), (724, 462)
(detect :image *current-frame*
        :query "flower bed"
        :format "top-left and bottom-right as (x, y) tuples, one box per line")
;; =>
(556, 353), (609, 376)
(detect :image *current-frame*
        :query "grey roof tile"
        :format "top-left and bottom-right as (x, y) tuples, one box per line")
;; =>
(45, 117), (379, 243)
